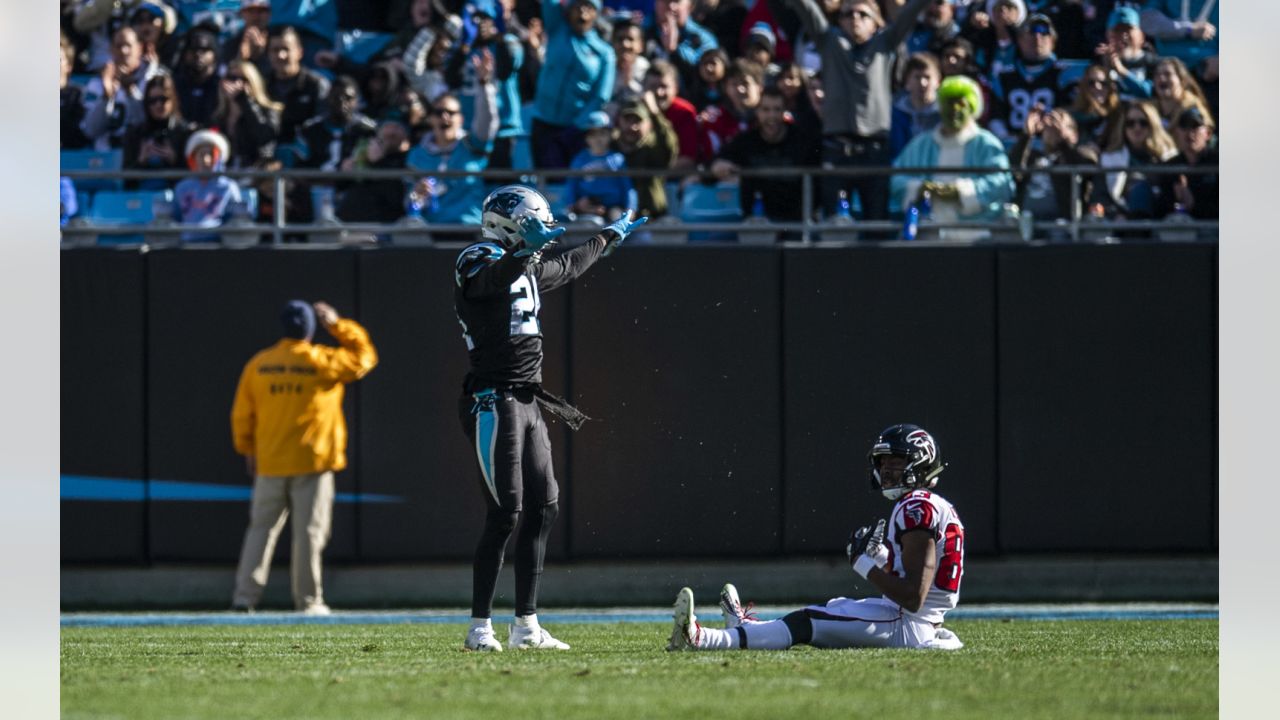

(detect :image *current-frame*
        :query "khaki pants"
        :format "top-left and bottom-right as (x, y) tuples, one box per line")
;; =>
(231, 471), (334, 610)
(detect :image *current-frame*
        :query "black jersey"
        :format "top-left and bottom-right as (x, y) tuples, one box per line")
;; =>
(989, 60), (1067, 142)
(454, 237), (607, 390)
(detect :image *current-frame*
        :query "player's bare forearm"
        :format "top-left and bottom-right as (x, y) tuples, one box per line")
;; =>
(866, 565), (933, 613)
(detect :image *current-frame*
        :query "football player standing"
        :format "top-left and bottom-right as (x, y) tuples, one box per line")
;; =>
(455, 184), (647, 651)
(668, 424), (966, 651)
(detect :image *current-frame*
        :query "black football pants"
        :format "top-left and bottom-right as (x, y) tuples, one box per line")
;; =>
(459, 388), (559, 619)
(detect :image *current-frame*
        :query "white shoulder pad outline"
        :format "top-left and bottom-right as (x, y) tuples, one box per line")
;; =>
(455, 242), (506, 286)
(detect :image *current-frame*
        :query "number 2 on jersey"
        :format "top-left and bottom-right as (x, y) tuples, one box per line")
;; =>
(935, 523), (965, 592)
(509, 275), (540, 336)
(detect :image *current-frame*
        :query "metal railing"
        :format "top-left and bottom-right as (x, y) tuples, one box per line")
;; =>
(60, 164), (1219, 247)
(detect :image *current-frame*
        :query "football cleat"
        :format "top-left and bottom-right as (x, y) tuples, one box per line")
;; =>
(464, 625), (503, 652)
(300, 603), (331, 616)
(666, 586), (700, 651)
(507, 624), (570, 650)
(719, 583), (757, 629)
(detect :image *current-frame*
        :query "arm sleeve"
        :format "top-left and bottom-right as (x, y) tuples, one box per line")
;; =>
(471, 80), (500, 143)
(652, 111), (679, 165)
(533, 234), (608, 293)
(230, 363), (257, 457)
(316, 319), (379, 384)
(887, 0), (938, 48)
(402, 27), (438, 82)
(1140, 6), (1192, 39)
(964, 138), (1015, 212)
(80, 82), (114, 141)
(782, 0), (830, 40)
(1115, 71), (1153, 99)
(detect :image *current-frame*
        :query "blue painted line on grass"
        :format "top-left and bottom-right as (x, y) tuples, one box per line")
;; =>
(60, 606), (1218, 628)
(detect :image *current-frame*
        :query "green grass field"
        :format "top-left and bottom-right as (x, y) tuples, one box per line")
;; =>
(61, 619), (1217, 719)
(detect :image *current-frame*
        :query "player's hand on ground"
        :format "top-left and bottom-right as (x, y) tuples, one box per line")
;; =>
(313, 301), (339, 327)
(515, 216), (566, 256)
(848, 518), (889, 579)
(602, 210), (649, 256)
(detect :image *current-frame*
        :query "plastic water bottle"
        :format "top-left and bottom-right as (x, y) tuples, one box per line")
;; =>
(918, 189), (932, 219)
(836, 190), (853, 221)
(739, 191), (776, 245)
(393, 189), (433, 245)
(820, 189), (857, 243)
(902, 205), (919, 241)
(1161, 202), (1196, 242)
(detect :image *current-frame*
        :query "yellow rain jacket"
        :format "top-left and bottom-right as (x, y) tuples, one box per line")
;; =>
(231, 319), (378, 476)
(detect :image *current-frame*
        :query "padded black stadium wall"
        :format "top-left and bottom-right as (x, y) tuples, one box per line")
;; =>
(59, 244), (1217, 563)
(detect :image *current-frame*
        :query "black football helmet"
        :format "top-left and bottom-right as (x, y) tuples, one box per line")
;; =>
(867, 424), (944, 500)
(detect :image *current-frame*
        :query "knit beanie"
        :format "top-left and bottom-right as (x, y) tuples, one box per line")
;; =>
(281, 300), (316, 341)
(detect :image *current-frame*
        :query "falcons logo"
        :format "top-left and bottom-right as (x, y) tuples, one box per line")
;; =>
(906, 430), (937, 463)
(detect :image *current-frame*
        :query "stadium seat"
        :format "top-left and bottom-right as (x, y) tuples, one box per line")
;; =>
(664, 181), (681, 216)
(75, 191), (92, 220)
(89, 189), (171, 244)
(338, 30), (394, 65)
(60, 149), (124, 192)
(680, 182), (741, 242)
(540, 182), (572, 222)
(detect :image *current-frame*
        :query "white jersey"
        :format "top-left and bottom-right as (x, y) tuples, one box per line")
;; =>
(884, 489), (965, 624)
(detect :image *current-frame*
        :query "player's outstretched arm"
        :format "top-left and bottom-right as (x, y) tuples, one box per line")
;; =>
(533, 212), (648, 292)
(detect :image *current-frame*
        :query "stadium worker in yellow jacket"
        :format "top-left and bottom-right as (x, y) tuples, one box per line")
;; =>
(230, 300), (378, 614)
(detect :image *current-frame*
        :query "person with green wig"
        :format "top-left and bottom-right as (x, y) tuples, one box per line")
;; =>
(891, 74), (1014, 242)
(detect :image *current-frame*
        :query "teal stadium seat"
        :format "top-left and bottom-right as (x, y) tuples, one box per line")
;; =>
(540, 182), (572, 222)
(680, 182), (741, 242)
(60, 149), (124, 192)
(89, 189), (172, 244)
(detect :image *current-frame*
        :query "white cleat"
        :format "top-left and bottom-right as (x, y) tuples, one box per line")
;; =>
(719, 583), (750, 629)
(507, 624), (570, 650)
(300, 603), (331, 616)
(464, 625), (504, 652)
(666, 586), (699, 651)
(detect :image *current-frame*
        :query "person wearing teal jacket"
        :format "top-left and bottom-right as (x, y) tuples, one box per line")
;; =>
(891, 75), (1013, 242)
(530, 0), (616, 168)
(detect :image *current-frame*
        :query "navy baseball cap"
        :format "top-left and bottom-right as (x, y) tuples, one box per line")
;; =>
(281, 300), (316, 340)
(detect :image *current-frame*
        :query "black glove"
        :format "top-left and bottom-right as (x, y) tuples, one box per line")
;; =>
(847, 518), (888, 578)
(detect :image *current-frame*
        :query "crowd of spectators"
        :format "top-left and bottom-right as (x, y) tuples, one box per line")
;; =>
(59, 0), (1220, 242)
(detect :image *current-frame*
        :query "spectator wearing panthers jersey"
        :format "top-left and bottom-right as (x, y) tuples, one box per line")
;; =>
(710, 87), (821, 231)
(1010, 106), (1100, 225)
(564, 111), (638, 222)
(891, 75), (1013, 242)
(335, 115), (415, 224)
(890, 52), (943, 159)
(643, 61), (703, 171)
(780, 0), (934, 230)
(668, 424), (966, 653)
(645, 0), (720, 92)
(407, 52), (500, 232)
(1067, 63), (1119, 149)
(906, 0), (962, 57)
(1095, 6), (1158, 101)
(698, 58), (765, 157)
(987, 13), (1068, 145)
